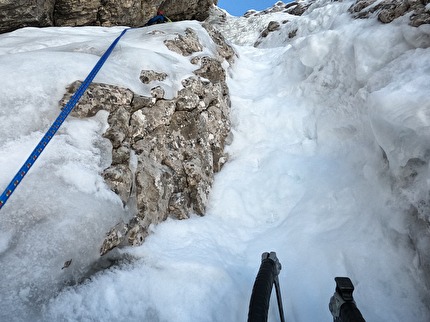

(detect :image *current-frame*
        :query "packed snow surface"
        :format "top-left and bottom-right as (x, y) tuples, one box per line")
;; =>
(0, 1), (429, 321)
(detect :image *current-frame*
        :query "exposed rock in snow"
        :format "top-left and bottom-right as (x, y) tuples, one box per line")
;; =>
(202, 22), (236, 63)
(59, 25), (233, 255)
(349, 0), (430, 26)
(164, 28), (204, 56)
(139, 70), (168, 84)
(1, 1), (430, 320)
(244, 1), (312, 18)
(249, 1), (312, 47)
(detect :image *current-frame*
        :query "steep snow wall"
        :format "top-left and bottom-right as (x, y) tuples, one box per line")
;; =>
(223, 0), (430, 285)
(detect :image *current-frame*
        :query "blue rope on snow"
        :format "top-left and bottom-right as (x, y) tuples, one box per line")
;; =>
(0, 28), (129, 211)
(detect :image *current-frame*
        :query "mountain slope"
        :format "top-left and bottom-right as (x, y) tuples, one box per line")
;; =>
(0, 0), (429, 321)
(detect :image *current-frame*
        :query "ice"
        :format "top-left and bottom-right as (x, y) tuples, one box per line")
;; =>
(368, 49), (430, 171)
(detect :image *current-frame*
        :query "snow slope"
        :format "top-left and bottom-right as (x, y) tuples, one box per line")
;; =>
(0, 0), (429, 321)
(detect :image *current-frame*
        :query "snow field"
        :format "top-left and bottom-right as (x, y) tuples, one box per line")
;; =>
(0, 1), (429, 321)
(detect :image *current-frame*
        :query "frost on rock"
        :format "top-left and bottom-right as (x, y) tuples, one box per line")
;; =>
(60, 27), (233, 256)
(349, 0), (430, 26)
(244, 1), (311, 18)
(247, 1), (312, 47)
(164, 28), (204, 56)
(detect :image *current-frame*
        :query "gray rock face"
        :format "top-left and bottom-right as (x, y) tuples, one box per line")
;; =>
(202, 22), (236, 63)
(59, 25), (233, 255)
(349, 0), (430, 26)
(164, 28), (204, 56)
(53, 0), (100, 26)
(0, 0), (217, 33)
(0, 0), (55, 33)
(160, 0), (218, 22)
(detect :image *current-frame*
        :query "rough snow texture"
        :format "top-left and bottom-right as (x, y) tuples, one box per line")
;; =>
(248, 0), (430, 288)
(1, 1), (430, 321)
(59, 26), (232, 255)
(251, 1), (313, 46)
(244, 1), (311, 18)
(252, 0), (430, 47)
(0, 0), (217, 33)
(346, 0), (430, 283)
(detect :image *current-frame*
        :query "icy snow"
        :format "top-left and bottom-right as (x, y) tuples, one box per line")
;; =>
(0, 0), (429, 321)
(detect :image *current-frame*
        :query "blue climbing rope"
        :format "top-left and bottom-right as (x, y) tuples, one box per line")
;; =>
(0, 28), (129, 211)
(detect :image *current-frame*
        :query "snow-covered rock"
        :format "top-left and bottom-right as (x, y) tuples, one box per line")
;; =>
(58, 25), (233, 255)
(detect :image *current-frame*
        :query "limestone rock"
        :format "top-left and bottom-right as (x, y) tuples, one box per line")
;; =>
(409, 0), (430, 27)
(202, 22), (236, 63)
(164, 28), (204, 56)
(99, 221), (129, 256)
(0, 0), (217, 33)
(260, 21), (281, 42)
(54, 0), (100, 26)
(96, 0), (144, 27)
(0, 0), (55, 34)
(59, 25), (234, 255)
(104, 107), (131, 148)
(151, 86), (166, 99)
(159, 0), (218, 22)
(349, 0), (430, 26)
(284, 2), (310, 16)
(103, 164), (133, 204)
(267, 21), (281, 32)
(244, 1), (311, 18)
(139, 70), (168, 84)
(192, 56), (226, 83)
(60, 82), (134, 118)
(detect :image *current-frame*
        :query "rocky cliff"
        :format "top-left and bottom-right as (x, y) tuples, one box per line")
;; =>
(57, 23), (234, 255)
(0, 0), (217, 33)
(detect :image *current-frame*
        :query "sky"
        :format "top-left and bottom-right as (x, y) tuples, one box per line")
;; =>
(217, 0), (292, 16)
(0, 1), (430, 321)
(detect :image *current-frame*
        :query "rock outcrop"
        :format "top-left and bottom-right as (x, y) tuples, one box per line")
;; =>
(58, 24), (234, 255)
(251, 1), (310, 47)
(244, 1), (311, 18)
(242, 0), (430, 28)
(0, 0), (218, 34)
(0, 0), (55, 33)
(252, 0), (430, 46)
(159, 0), (218, 22)
(349, 0), (430, 27)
